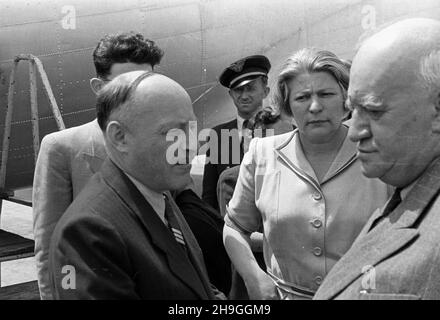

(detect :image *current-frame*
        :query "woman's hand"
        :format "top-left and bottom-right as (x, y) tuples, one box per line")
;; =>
(223, 225), (277, 299)
(245, 270), (279, 300)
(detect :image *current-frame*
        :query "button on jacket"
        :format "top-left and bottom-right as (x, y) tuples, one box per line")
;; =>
(225, 129), (390, 295)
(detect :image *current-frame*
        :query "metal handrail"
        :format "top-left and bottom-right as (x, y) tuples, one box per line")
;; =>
(0, 54), (65, 193)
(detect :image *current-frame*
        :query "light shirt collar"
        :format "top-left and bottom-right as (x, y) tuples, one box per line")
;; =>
(125, 173), (167, 225)
(237, 115), (245, 129)
(236, 115), (245, 140)
(400, 176), (421, 201)
(237, 108), (262, 130)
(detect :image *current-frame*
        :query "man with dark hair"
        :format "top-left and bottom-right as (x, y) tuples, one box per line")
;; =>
(202, 55), (271, 210)
(33, 32), (163, 299)
(90, 32), (164, 94)
(49, 71), (216, 299)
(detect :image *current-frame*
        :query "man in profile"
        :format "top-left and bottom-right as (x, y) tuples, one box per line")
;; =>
(33, 32), (163, 299)
(49, 71), (216, 299)
(314, 18), (440, 300)
(202, 55), (271, 210)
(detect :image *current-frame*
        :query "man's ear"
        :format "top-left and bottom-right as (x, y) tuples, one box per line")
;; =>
(90, 78), (104, 95)
(264, 86), (270, 98)
(106, 121), (129, 153)
(432, 92), (440, 134)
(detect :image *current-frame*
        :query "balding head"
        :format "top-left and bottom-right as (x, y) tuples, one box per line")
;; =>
(96, 70), (151, 130)
(97, 71), (196, 192)
(348, 18), (440, 188)
(360, 18), (440, 54)
(97, 71), (191, 130)
(352, 18), (440, 96)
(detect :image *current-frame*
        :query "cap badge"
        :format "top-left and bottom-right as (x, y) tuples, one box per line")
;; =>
(229, 59), (245, 72)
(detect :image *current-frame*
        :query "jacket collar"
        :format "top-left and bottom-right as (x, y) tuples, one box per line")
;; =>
(315, 158), (440, 300)
(81, 120), (108, 173)
(274, 127), (357, 189)
(100, 159), (213, 299)
(222, 118), (238, 130)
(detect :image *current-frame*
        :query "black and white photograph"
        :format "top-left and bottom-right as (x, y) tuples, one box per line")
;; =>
(0, 0), (440, 305)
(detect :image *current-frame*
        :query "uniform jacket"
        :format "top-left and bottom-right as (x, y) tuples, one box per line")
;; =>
(49, 158), (216, 300)
(33, 119), (106, 299)
(202, 119), (243, 210)
(314, 158), (440, 300)
(174, 189), (232, 294)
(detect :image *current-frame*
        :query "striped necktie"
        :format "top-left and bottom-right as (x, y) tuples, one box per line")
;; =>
(163, 194), (187, 248)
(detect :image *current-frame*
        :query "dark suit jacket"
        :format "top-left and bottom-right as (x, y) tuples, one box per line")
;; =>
(49, 159), (215, 300)
(216, 166), (240, 218)
(314, 158), (440, 300)
(202, 119), (243, 210)
(174, 189), (232, 294)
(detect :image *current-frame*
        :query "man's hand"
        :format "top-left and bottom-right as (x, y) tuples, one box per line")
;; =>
(245, 270), (278, 300)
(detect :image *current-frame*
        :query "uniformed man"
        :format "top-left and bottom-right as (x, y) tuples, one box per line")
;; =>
(202, 55), (271, 210)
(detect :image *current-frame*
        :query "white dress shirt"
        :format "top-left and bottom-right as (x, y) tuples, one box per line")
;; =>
(126, 173), (167, 225)
(236, 115), (246, 141)
(237, 115), (254, 153)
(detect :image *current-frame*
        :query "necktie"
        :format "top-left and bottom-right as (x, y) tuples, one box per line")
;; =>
(369, 188), (402, 231)
(163, 194), (187, 248)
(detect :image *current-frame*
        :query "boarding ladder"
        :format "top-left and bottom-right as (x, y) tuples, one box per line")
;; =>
(0, 54), (65, 298)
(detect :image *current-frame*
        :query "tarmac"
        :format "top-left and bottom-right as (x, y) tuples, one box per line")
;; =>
(0, 189), (36, 287)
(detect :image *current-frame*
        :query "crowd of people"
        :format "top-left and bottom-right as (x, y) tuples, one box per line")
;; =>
(31, 17), (440, 300)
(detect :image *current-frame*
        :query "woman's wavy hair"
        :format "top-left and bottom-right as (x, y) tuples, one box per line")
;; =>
(273, 48), (351, 117)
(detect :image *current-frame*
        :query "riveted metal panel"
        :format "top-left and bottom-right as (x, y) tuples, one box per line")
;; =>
(2, 0), (440, 191)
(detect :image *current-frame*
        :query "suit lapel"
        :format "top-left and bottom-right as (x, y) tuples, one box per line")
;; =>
(317, 158), (440, 300)
(101, 160), (210, 299)
(316, 223), (419, 299)
(224, 118), (238, 130)
(166, 193), (215, 298)
(356, 207), (382, 240)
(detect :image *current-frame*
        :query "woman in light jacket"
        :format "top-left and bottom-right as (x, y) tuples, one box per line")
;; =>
(223, 48), (390, 300)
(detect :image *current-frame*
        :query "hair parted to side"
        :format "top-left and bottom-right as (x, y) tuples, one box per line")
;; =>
(93, 32), (164, 78)
(96, 71), (155, 131)
(273, 48), (351, 117)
